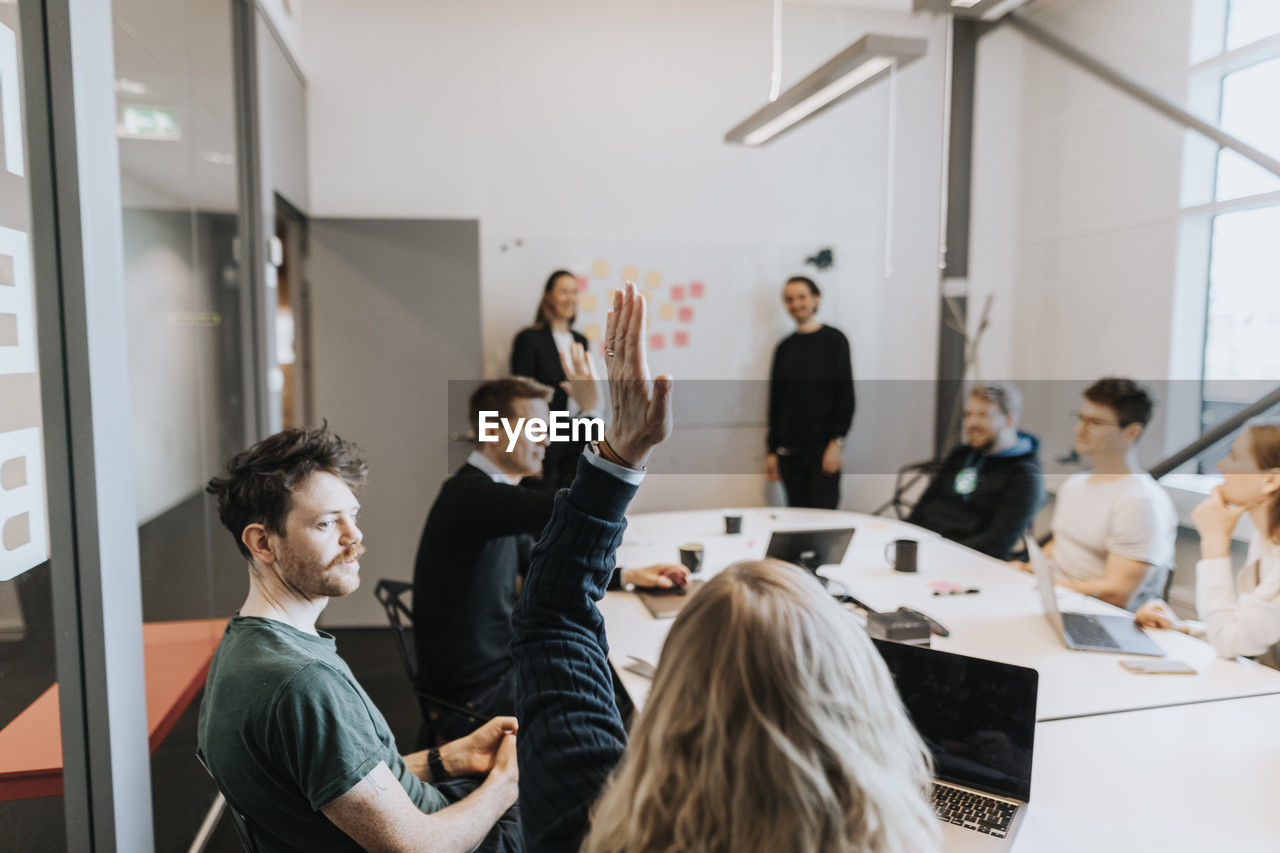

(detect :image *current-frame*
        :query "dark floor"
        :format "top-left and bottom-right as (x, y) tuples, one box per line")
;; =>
(0, 626), (421, 852)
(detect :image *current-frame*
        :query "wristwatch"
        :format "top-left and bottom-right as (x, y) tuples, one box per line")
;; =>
(426, 746), (450, 782)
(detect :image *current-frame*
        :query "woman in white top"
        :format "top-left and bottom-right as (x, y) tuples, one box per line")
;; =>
(1135, 417), (1280, 659)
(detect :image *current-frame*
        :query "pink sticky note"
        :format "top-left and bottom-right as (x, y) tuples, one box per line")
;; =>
(576, 275), (589, 291)
(673, 330), (689, 348)
(678, 305), (694, 323)
(689, 281), (705, 298)
(649, 333), (666, 350)
(670, 284), (685, 302)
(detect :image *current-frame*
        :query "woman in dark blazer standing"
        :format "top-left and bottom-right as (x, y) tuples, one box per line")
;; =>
(511, 269), (592, 490)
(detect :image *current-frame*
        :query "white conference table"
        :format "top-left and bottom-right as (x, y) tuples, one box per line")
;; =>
(1018, 693), (1280, 852)
(604, 507), (1280, 851)
(604, 507), (1280, 721)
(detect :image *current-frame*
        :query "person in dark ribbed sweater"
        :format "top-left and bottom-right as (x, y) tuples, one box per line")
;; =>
(512, 285), (938, 852)
(765, 276), (855, 509)
(907, 382), (1045, 560)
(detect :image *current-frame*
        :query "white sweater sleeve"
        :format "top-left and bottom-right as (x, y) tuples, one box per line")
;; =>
(1195, 553), (1280, 660)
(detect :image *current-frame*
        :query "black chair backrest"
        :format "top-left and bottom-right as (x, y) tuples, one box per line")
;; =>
(374, 579), (418, 687)
(196, 749), (261, 853)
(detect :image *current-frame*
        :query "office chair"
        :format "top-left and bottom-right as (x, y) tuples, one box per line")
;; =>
(196, 749), (261, 853)
(873, 458), (940, 519)
(373, 579), (484, 747)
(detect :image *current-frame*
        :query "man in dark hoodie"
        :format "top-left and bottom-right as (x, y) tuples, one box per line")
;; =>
(908, 382), (1044, 560)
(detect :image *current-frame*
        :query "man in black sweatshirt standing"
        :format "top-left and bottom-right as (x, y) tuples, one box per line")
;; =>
(765, 276), (855, 509)
(908, 382), (1045, 560)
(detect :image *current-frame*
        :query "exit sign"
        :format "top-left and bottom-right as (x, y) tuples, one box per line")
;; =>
(117, 105), (181, 141)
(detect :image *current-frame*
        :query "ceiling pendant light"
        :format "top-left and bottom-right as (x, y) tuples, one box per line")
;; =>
(725, 33), (927, 146)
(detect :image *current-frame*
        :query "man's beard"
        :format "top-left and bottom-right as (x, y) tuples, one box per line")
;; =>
(280, 542), (367, 599)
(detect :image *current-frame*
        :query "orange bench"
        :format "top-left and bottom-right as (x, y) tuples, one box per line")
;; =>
(0, 618), (226, 801)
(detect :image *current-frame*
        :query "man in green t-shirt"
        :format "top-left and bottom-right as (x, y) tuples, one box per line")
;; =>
(199, 428), (519, 852)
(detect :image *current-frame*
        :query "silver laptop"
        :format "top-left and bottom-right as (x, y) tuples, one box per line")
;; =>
(873, 639), (1036, 851)
(1025, 537), (1164, 657)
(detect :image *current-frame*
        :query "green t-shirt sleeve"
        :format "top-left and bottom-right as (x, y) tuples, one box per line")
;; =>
(269, 661), (390, 811)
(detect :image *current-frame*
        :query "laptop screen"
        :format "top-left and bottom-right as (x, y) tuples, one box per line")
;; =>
(872, 639), (1037, 802)
(764, 528), (855, 572)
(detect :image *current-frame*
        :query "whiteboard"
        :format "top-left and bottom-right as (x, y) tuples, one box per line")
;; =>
(488, 237), (825, 383)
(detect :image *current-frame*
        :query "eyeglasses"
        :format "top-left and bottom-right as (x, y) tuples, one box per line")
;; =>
(1071, 412), (1120, 429)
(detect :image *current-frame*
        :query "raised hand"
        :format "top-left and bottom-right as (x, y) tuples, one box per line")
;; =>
(601, 283), (673, 468)
(559, 341), (601, 413)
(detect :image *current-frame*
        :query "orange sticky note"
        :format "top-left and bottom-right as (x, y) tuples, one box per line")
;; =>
(622, 265), (639, 283)
(580, 293), (598, 312)
(583, 323), (602, 341)
(658, 302), (675, 320)
(644, 270), (662, 289)
(592, 260), (610, 278)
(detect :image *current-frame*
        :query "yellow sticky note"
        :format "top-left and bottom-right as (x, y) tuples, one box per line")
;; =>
(583, 323), (602, 342)
(658, 302), (675, 321)
(592, 260), (610, 278)
(644, 270), (662, 289)
(621, 265), (639, 284)
(579, 293), (597, 313)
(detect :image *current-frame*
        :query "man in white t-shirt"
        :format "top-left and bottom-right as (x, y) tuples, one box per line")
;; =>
(1012, 378), (1176, 610)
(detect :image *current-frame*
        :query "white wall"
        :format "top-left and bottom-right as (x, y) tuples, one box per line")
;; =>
(304, 0), (949, 514)
(969, 0), (1201, 467)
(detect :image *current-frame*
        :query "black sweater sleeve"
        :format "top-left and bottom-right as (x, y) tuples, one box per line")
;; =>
(826, 328), (855, 441)
(767, 344), (782, 452)
(453, 471), (557, 540)
(511, 456), (639, 852)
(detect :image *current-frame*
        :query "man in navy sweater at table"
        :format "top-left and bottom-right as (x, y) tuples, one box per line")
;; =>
(413, 360), (687, 743)
(907, 382), (1045, 560)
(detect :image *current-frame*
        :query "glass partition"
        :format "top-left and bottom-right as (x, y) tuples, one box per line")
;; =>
(112, 0), (250, 845)
(0, 1), (65, 848)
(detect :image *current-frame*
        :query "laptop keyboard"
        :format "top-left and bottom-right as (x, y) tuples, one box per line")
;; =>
(932, 784), (1017, 838)
(1062, 612), (1120, 649)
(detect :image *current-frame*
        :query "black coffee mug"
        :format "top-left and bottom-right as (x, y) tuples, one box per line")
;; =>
(885, 539), (919, 573)
(679, 543), (704, 574)
(724, 514), (743, 535)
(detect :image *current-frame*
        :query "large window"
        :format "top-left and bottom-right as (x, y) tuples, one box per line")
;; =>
(1195, 0), (1280, 468)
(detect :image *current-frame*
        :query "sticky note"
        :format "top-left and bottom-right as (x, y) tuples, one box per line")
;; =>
(583, 323), (602, 342)
(644, 270), (662, 289)
(592, 260), (610, 278)
(678, 305), (694, 323)
(670, 285), (685, 302)
(580, 293), (597, 312)
(622, 265), (639, 283)
(673, 330), (689, 348)
(576, 275), (589, 291)
(649, 333), (666, 350)
(658, 302), (675, 320)
(690, 281), (705, 298)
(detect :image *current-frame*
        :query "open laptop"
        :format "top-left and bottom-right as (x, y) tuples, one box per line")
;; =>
(873, 639), (1036, 850)
(765, 527), (856, 580)
(1025, 537), (1165, 657)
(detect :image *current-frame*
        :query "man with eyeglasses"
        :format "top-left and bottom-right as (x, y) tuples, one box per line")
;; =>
(1011, 377), (1176, 610)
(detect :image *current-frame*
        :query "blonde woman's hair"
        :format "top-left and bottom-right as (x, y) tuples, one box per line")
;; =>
(583, 560), (940, 853)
